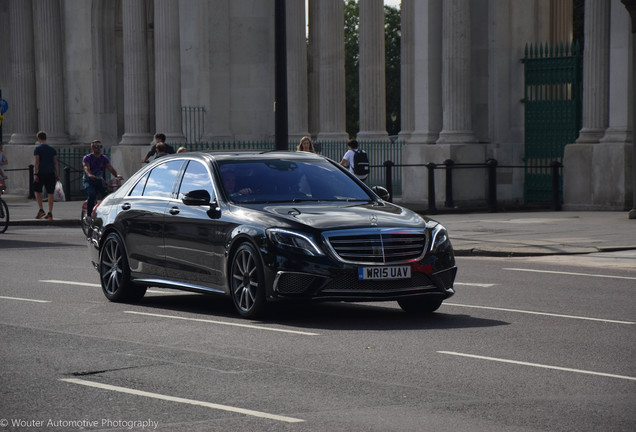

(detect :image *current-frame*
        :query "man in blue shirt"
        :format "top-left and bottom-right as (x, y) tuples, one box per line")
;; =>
(33, 131), (59, 219)
(83, 140), (122, 217)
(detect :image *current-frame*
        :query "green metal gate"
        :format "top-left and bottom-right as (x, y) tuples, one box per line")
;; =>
(522, 42), (582, 203)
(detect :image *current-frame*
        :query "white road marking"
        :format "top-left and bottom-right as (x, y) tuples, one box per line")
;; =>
(59, 378), (304, 423)
(124, 311), (320, 336)
(438, 351), (636, 382)
(443, 303), (634, 325)
(40, 280), (100, 287)
(454, 282), (497, 287)
(0, 295), (51, 303)
(504, 267), (636, 281)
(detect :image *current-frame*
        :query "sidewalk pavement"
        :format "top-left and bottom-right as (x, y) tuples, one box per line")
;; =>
(2, 194), (636, 258)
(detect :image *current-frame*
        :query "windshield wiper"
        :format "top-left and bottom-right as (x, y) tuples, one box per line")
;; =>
(291, 198), (322, 203)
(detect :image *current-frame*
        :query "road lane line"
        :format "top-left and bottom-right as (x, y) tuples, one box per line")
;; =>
(438, 351), (636, 382)
(0, 295), (51, 303)
(503, 268), (636, 281)
(59, 378), (304, 423)
(443, 303), (634, 325)
(124, 311), (320, 336)
(40, 280), (100, 287)
(454, 282), (497, 287)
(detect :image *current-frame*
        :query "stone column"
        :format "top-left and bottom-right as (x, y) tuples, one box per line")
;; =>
(408, 0), (442, 144)
(600, 2), (632, 146)
(32, 0), (68, 144)
(593, 2), (632, 208)
(8, 0), (37, 145)
(563, 0), (612, 210)
(398, 0), (414, 141)
(316, 0), (348, 142)
(436, 0), (476, 144)
(154, 0), (185, 142)
(550, 0), (573, 43)
(308, 0), (320, 138)
(287, 0), (309, 143)
(357, 0), (388, 141)
(401, 0), (445, 205)
(120, 0), (152, 145)
(202, 0), (231, 142)
(576, 0), (610, 143)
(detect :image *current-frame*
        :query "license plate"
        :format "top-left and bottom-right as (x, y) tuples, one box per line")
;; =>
(358, 265), (411, 280)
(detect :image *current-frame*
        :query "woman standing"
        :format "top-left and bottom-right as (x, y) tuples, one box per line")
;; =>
(297, 136), (316, 153)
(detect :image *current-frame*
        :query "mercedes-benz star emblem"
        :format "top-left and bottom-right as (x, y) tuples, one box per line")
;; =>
(369, 215), (378, 226)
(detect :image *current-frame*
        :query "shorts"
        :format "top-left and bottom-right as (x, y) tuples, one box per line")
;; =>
(33, 172), (57, 194)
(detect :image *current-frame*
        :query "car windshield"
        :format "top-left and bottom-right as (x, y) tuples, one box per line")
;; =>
(218, 158), (372, 203)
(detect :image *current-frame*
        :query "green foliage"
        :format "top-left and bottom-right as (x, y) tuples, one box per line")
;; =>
(384, 4), (401, 136)
(344, 1), (401, 138)
(344, 0), (360, 137)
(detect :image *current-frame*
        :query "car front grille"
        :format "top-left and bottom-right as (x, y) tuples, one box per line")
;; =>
(323, 229), (428, 265)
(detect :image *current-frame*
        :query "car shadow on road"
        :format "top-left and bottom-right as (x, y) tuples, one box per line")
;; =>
(135, 292), (509, 331)
(0, 237), (85, 249)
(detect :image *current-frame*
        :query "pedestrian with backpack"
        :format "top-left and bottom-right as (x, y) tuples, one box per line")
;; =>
(340, 139), (369, 182)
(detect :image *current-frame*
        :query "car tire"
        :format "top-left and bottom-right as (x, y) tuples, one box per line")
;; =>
(397, 297), (443, 314)
(99, 232), (146, 302)
(229, 242), (267, 318)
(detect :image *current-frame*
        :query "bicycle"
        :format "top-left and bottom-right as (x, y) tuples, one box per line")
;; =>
(81, 177), (122, 236)
(0, 178), (8, 233)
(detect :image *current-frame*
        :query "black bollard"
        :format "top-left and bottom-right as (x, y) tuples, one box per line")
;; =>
(384, 160), (394, 203)
(426, 162), (437, 214)
(551, 160), (562, 211)
(487, 159), (498, 213)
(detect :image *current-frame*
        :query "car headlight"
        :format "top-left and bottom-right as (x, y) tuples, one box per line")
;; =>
(267, 229), (324, 256)
(430, 224), (450, 251)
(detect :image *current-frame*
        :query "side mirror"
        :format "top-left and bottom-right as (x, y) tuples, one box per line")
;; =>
(372, 186), (390, 202)
(182, 189), (211, 206)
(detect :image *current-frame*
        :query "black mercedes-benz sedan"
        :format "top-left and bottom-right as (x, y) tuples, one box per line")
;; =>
(87, 151), (457, 318)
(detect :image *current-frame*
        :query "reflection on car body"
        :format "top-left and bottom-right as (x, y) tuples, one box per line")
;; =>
(87, 151), (457, 318)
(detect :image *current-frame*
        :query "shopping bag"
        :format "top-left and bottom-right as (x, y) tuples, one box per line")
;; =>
(53, 180), (66, 202)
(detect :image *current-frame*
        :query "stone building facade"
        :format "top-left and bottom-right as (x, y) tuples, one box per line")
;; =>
(0, 0), (632, 210)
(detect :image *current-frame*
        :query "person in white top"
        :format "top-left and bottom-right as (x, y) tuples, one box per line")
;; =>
(340, 139), (369, 182)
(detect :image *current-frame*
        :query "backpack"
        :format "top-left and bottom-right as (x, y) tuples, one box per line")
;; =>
(352, 149), (369, 177)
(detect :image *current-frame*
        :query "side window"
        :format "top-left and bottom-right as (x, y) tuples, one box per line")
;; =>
(142, 160), (184, 198)
(129, 172), (149, 197)
(177, 160), (214, 200)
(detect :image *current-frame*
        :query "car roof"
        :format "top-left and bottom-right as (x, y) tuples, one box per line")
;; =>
(201, 150), (324, 162)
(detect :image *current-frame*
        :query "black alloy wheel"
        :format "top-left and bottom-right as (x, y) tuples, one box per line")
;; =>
(230, 242), (267, 318)
(99, 232), (146, 302)
(0, 198), (8, 233)
(80, 206), (89, 237)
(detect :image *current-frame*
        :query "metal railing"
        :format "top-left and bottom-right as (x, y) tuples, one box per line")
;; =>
(382, 159), (563, 213)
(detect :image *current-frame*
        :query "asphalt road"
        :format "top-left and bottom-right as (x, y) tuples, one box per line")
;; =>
(0, 227), (634, 432)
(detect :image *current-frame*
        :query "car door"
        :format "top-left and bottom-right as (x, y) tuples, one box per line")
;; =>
(163, 160), (235, 290)
(119, 160), (185, 279)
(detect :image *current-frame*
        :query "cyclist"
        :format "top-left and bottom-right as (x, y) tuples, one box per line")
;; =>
(83, 140), (122, 218)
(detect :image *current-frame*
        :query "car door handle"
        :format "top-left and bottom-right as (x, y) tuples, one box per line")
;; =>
(169, 206), (180, 215)
(121, 203), (131, 210)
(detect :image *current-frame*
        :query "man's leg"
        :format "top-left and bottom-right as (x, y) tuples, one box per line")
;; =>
(85, 182), (97, 215)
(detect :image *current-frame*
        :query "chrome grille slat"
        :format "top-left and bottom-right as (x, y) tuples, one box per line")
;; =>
(323, 229), (428, 265)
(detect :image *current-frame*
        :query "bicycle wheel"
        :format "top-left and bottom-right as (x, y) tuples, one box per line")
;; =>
(80, 204), (89, 236)
(0, 198), (8, 233)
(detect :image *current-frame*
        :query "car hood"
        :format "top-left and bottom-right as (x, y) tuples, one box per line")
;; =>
(246, 201), (429, 230)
